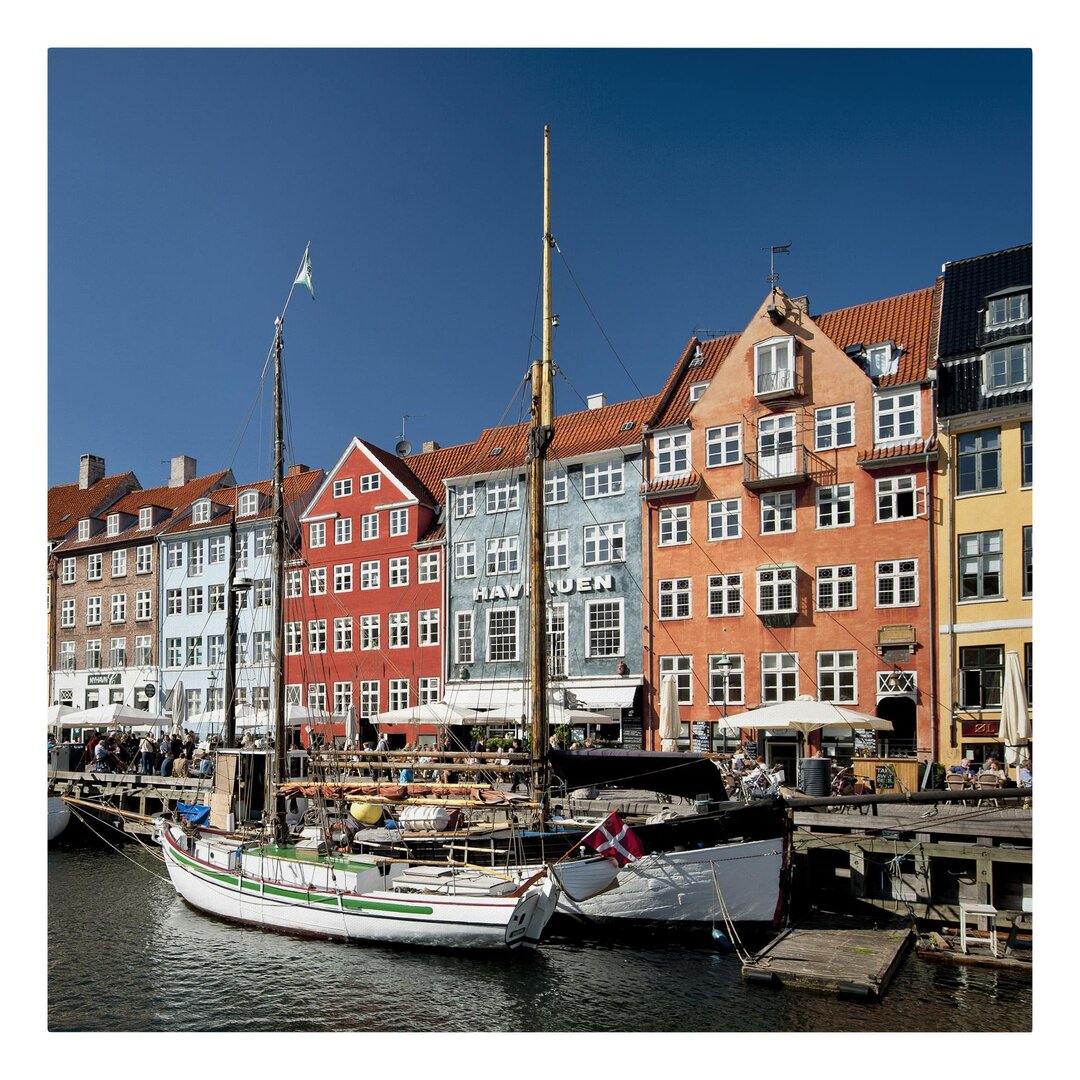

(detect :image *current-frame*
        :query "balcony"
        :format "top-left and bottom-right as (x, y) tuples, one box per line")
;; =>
(743, 445), (834, 490)
(755, 366), (805, 402)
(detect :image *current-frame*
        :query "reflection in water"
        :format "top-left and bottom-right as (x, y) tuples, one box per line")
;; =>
(48, 845), (1031, 1033)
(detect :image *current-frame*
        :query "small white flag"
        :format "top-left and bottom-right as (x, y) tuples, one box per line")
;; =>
(293, 243), (315, 299)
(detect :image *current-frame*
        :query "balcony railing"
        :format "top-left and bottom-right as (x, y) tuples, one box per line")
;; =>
(743, 445), (834, 489)
(755, 365), (804, 400)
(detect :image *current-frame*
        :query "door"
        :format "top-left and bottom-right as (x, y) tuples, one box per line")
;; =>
(758, 415), (796, 479)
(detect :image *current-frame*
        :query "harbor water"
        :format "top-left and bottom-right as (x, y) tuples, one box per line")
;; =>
(48, 838), (1031, 1033)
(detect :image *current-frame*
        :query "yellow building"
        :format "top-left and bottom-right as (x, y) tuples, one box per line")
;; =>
(933, 245), (1032, 770)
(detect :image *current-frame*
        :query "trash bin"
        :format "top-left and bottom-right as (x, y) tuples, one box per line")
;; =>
(798, 757), (831, 796)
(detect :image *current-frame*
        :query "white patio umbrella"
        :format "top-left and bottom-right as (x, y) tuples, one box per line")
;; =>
(74, 702), (156, 730)
(47, 704), (76, 731)
(374, 700), (482, 725)
(659, 674), (681, 752)
(998, 650), (1031, 775)
(171, 680), (187, 736)
(741, 697), (892, 755)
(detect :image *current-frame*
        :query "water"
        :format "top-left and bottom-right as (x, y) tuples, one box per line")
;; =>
(48, 839), (1032, 1033)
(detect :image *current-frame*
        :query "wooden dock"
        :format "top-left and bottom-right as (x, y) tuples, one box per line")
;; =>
(742, 919), (914, 998)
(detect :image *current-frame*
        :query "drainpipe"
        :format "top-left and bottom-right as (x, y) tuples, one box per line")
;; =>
(943, 419), (957, 754)
(641, 426), (655, 751)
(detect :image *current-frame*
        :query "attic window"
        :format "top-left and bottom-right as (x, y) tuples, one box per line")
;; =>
(237, 490), (259, 517)
(106, 513), (120, 537)
(985, 292), (1029, 329)
(689, 381), (710, 402)
(78, 519), (90, 541)
(865, 343), (899, 379)
(192, 499), (212, 525)
(138, 507), (153, 530)
(620, 421), (636, 432)
(490, 447), (503, 457)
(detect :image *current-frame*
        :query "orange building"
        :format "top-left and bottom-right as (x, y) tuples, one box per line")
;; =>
(641, 284), (939, 780)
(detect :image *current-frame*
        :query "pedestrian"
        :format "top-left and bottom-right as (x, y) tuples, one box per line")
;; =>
(160, 748), (176, 777)
(184, 731), (196, 762)
(139, 732), (155, 775)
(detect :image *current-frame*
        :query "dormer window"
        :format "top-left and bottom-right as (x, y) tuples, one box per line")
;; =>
(78, 519), (91, 541)
(192, 499), (211, 525)
(754, 336), (796, 396)
(138, 507), (153, 530)
(237, 490), (259, 517)
(106, 513), (120, 537)
(865, 342), (898, 379)
(689, 381), (710, 402)
(986, 292), (1029, 329)
(984, 342), (1032, 394)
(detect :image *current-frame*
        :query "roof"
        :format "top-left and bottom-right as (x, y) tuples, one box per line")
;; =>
(48, 472), (139, 544)
(937, 243), (1032, 359)
(404, 440), (482, 504)
(649, 336), (738, 431)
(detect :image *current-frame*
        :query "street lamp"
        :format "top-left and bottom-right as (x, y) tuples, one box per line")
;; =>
(716, 652), (733, 754)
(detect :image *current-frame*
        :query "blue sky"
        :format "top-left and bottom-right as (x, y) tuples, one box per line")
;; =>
(47, 47), (1031, 490)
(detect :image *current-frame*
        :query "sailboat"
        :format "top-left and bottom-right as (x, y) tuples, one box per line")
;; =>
(154, 245), (561, 951)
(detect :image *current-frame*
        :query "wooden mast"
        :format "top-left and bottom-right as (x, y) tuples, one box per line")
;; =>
(528, 125), (555, 814)
(271, 318), (288, 842)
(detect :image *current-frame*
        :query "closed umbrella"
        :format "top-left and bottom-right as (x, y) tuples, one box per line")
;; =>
(998, 650), (1031, 777)
(171, 680), (187, 736)
(659, 674), (681, 752)
(344, 705), (359, 748)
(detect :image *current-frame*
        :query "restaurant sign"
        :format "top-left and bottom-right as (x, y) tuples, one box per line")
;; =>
(960, 720), (1001, 738)
(473, 575), (614, 602)
(87, 673), (121, 686)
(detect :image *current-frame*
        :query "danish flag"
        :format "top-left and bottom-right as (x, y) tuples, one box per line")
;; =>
(581, 811), (644, 866)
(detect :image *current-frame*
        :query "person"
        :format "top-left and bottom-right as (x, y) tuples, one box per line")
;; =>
(139, 733), (155, 775)
(172, 753), (189, 778)
(160, 749), (176, 777)
(548, 733), (563, 752)
(1018, 758), (1032, 787)
(509, 738), (525, 793)
(196, 752), (214, 778)
(184, 731), (196, 762)
(583, 737), (595, 749)
(730, 748), (747, 775)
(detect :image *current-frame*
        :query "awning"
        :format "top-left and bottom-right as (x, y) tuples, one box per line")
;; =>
(569, 685), (639, 710)
(449, 684), (640, 713)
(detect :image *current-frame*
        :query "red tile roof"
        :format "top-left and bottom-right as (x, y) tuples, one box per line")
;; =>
(48, 472), (139, 544)
(405, 440), (482, 505)
(643, 472), (702, 499)
(857, 437), (937, 466)
(649, 336), (738, 431)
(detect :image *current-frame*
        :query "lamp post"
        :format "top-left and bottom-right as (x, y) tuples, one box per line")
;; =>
(716, 652), (732, 753)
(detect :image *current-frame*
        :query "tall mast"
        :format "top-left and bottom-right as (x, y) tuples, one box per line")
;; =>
(528, 125), (555, 812)
(223, 510), (239, 748)
(271, 317), (288, 842)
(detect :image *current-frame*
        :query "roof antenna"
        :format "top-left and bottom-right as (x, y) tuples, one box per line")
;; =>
(395, 415), (413, 457)
(765, 243), (791, 324)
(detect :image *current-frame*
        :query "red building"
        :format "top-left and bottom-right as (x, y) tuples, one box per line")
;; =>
(641, 284), (939, 779)
(285, 436), (472, 747)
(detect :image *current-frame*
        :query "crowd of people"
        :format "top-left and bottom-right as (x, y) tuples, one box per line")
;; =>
(948, 751), (1032, 787)
(57, 729), (216, 778)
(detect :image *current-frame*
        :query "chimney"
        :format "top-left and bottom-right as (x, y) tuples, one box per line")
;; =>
(422, 441), (441, 453)
(287, 464), (310, 477)
(169, 455), (196, 488)
(791, 295), (810, 314)
(587, 393), (607, 411)
(79, 454), (105, 490)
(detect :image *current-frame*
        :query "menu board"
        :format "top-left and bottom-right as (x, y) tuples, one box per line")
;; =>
(692, 722), (712, 753)
(621, 721), (644, 750)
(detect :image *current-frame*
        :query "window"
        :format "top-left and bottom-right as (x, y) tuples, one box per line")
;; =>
(545, 529), (569, 570)
(454, 485), (475, 518)
(1023, 526), (1032, 597)
(544, 469), (567, 505)
(61, 557), (76, 584)
(309, 521), (326, 547)
(389, 508), (408, 536)
(361, 513), (378, 540)
(186, 636), (203, 666)
(876, 559), (918, 607)
(584, 522), (626, 564)
(1021, 422), (1032, 487)
(818, 651), (857, 703)
(333, 478), (353, 498)
(706, 424), (742, 468)
(418, 551), (439, 583)
(307, 684), (327, 713)
(359, 614), (380, 650)
(455, 611), (474, 665)
(359, 681), (379, 718)
(984, 343), (1031, 393)
(60, 598), (75, 628)
(252, 631), (271, 663)
(986, 292), (1029, 327)
(757, 567), (797, 614)
(135, 636), (152, 666)
(583, 461), (624, 499)
(957, 428), (1001, 494)
(208, 536), (226, 564)
(814, 404), (854, 450)
(111, 549), (127, 577)
(252, 579), (272, 608)
(308, 620), (327, 654)
(708, 574), (743, 617)
(360, 560), (380, 589)
(359, 473), (380, 493)
(330, 617), (352, 648)
(86, 595), (102, 625)
(78, 519), (91, 541)
(708, 498), (742, 541)
(658, 505), (690, 545)
(454, 542), (477, 579)
(587, 600), (623, 658)
(959, 531), (1003, 600)
(654, 432), (690, 476)
(689, 381), (709, 402)
(876, 475), (919, 521)
(658, 578), (692, 620)
(335, 517), (352, 544)
(486, 536), (520, 575)
(865, 344), (896, 379)
(165, 541), (183, 569)
(389, 680), (409, 712)
(106, 513), (120, 537)
(486, 478), (520, 514)
(709, 654), (744, 705)
(875, 391), (920, 444)
(816, 484), (854, 529)
(285, 569), (302, 598)
(755, 336), (796, 395)
(59, 641), (76, 670)
(238, 491), (259, 517)
(110, 593), (126, 623)
(762, 652), (798, 702)
(547, 605), (567, 678)
(208, 584), (225, 612)
(136, 544), (153, 573)
(388, 556), (409, 586)
(389, 611), (409, 648)
(418, 677), (440, 705)
(87, 553), (102, 581)
(192, 500), (211, 525)
(487, 608), (518, 662)
(86, 639), (102, 670)
(419, 609), (439, 646)
(308, 567), (327, 595)
(659, 655), (692, 704)
(188, 540), (204, 576)
(334, 564), (353, 592)
(138, 507), (153, 530)
(334, 682), (353, 713)
(959, 645), (1003, 709)
(285, 622), (303, 655)
(207, 635), (225, 666)
(816, 565), (856, 611)
(761, 491), (795, 534)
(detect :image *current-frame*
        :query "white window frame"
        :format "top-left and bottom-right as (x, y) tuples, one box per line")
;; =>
(60, 598), (75, 628)
(585, 598), (624, 659)
(545, 529), (569, 570)
(360, 560), (380, 590)
(708, 653), (745, 705)
(876, 559), (919, 608)
(87, 553), (102, 581)
(333, 478), (353, 498)
(335, 517), (352, 545)
(816, 564), (856, 611)
(389, 611), (409, 649)
(658, 577), (692, 620)
(359, 473), (381, 493)
(486, 536), (520, 576)
(86, 595), (102, 626)
(544, 469), (568, 505)
(582, 461), (624, 499)
(705, 423), (742, 468)
(816, 483), (854, 529)
(389, 508), (408, 536)
(361, 513), (379, 540)
(818, 651), (858, 704)
(454, 484), (476, 518)
(237, 490), (259, 517)
(708, 574), (743, 617)
(757, 566), (798, 615)
(708, 498), (742, 541)
(136, 544), (153, 574)
(875, 475), (921, 522)
(418, 551), (439, 583)
(359, 614), (380, 651)
(309, 521), (326, 548)
(754, 336), (795, 395)
(688, 381), (709, 402)
(418, 608), (440, 646)
(653, 432), (690, 477)
(761, 491), (796, 534)
(761, 652), (799, 702)
(111, 549), (127, 577)
(486, 607), (518, 662)
(658, 505), (690, 546)
(814, 403), (855, 451)
(659, 654), (692, 705)
(388, 556), (410, 587)
(984, 342), (1032, 394)
(192, 500), (211, 525)
(307, 619), (327, 654)
(486, 478), (520, 514)
(874, 390), (920, 445)
(138, 507), (153, 530)
(583, 521), (626, 564)
(455, 611), (474, 665)
(308, 567), (327, 595)
(334, 617), (353, 652)
(334, 564), (353, 593)
(61, 557), (76, 584)
(454, 541), (477, 579)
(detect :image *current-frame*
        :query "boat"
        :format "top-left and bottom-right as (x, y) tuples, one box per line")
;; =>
(154, 237), (562, 951)
(48, 795), (71, 841)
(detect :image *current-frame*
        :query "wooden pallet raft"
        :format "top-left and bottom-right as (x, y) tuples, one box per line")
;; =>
(742, 921), (914, 998)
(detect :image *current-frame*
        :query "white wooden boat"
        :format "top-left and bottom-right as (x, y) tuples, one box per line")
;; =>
(48, 796), (70, 841)
(157, 820), (559, 950)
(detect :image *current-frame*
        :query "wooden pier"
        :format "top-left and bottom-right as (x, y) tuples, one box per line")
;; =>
(743, 918), (914, 998)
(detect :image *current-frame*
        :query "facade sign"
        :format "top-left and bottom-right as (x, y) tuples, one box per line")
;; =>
(87, 673), (121, 686)
(960, 720), (1001, 738)
(472, 575), (614, 602)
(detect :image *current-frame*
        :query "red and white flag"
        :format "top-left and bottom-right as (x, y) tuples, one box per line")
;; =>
(581, 811), (644, 866)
